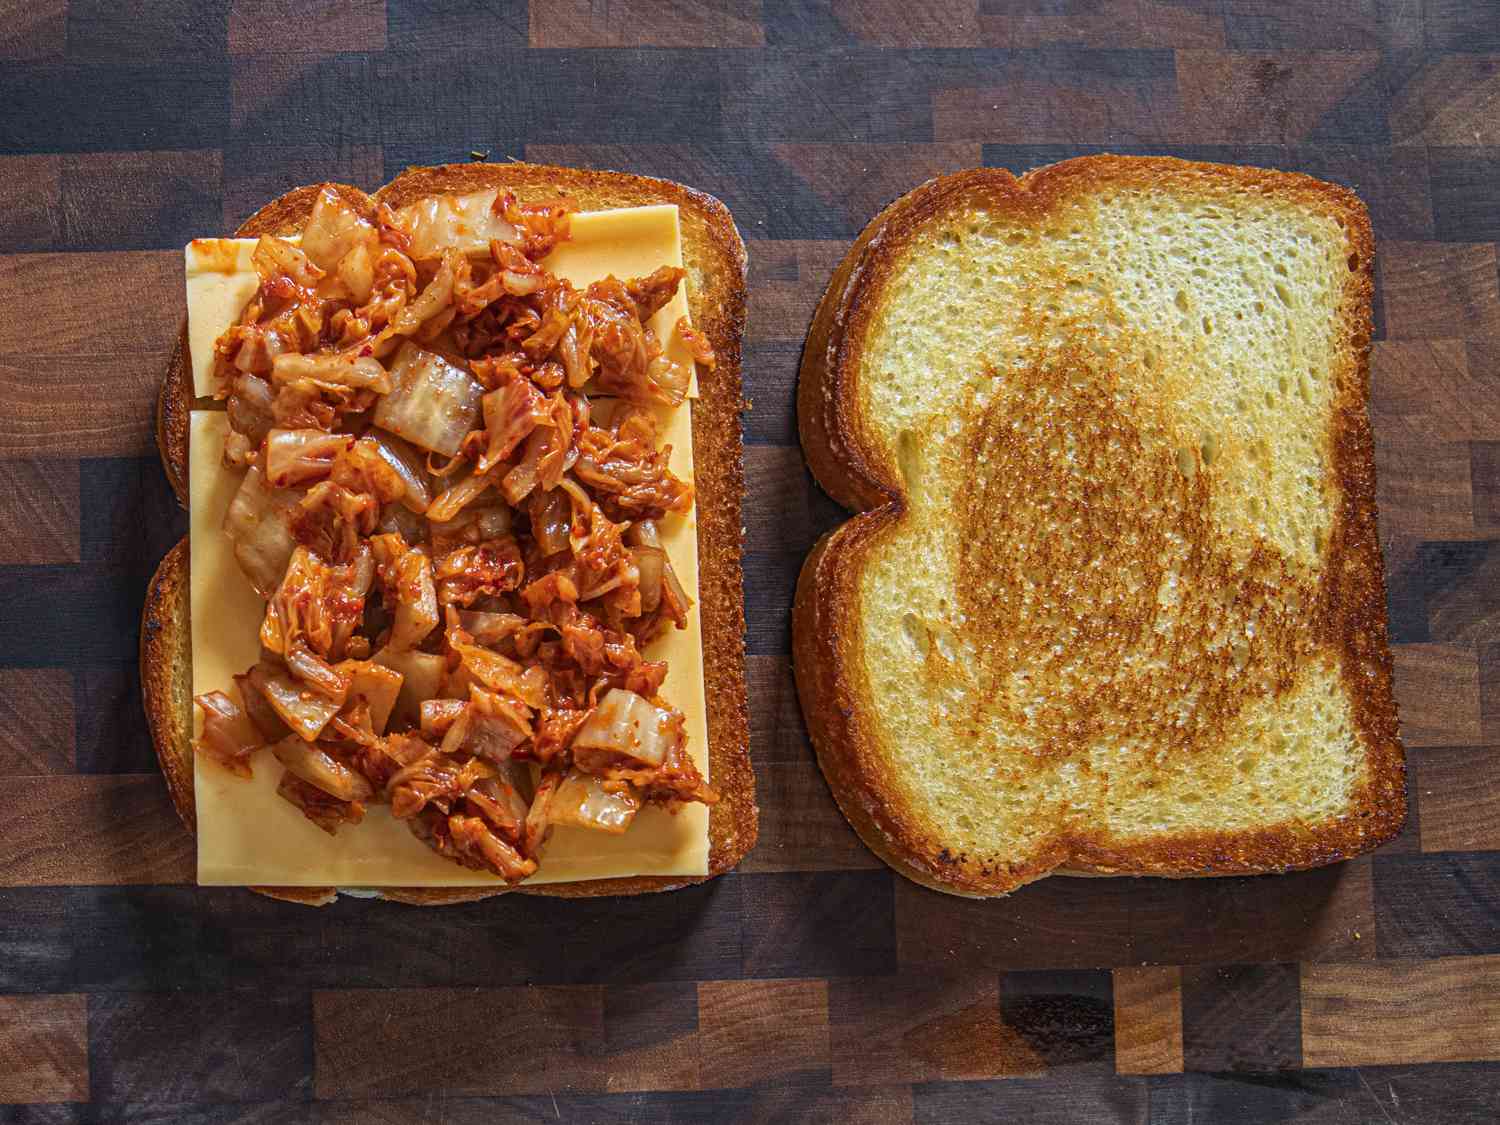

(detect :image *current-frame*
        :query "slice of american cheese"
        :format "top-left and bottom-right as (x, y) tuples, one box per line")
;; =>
(188, 203), (710, 886)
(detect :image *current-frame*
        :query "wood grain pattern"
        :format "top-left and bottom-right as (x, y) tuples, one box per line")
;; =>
(1302, 955), (1500, 1067)
(0, 668), (73, 774)
(697, 979), (831, 1087)
(0, 776), (193, 886)
(0, 994), (88, 1103)
(2, 5), (1500, 1119)
(0, 460), (79, 564)
(1112, 966), (1182, 1075)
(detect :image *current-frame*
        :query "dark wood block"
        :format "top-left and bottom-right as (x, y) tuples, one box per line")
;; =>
(1419, 540), (1500, 647)
(1391, 54), (1500, 147)
(386, 0), (528, 53)
(375, 49), (725, 147)
(1112, 965), (1183, 1075)
(66, 0), (226, 59)
(980, 0), (1226, 49)
(223, 143), (383, 230)
(0, 0), (65, 60)
(72, 887), (224, 992)
(896, 873), (1135, 972)
(61, 149), (221, 251)
(741, 870), (896, 979)
(1374, 438), (1475, 543)
(1374, 852), (1500, 958)
(530, 0), (765, 47)
(86, 1103), (316, 1125)
(314, 985), (695, 1097)
(746, 655), (810, 766)
(766, 0), (978, 48)
(0, 670), (73, 775)
(1129, 860), (1375, 966)
(0, 888), (78, 992)
(1221, 0), (1385, 50)
(697, 978), (831, 1087)
(744, 444), (845, 555)
(0, 355), (167, 459)
(1413, 746), (1500, 853)
(741, 759), (883, 873)
(911, 1073), (1149, 1123)
(1393, 643), (1483, 747)
(0, 62), (229, 154)
(0, 776), (192, 886)
(1426, 0), (1500, 52)
(0, 460), (79, 565)
(742, 550), (802, 655)
(932, 49), (1178, 144)
(319, 1084), (912, 1124)
(1174, 50), (1386, 144)
(0, 994), (88, 1104)
(1181, 963), (1301, 1072)
(0, 155), (62, 251)
(72, 665), (157, 775)
(1380, 241), (1500, 339)
(1430, 149), (1500, 244)
(0, 1106), (83, 1124)
(721, 50), (935, 143)
(91, 992), (311, 1104)
(1302, 956), (1500, 1066)
(1472, 440), (1500, 535)
(228, 0), (387, 55)
(1154, 1062), (1500, 1124)
(742, 341), (804, 446)
(230, 54), (379, 147)
(0, 568), (158, 666)
(79, 457), (187, 569)
(745, 240), (850, 342)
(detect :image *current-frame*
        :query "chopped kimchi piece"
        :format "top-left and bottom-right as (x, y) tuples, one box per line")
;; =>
(193, 690), (263, 777)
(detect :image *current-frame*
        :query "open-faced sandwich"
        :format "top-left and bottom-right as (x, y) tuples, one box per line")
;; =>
(142, 163), (756, 905)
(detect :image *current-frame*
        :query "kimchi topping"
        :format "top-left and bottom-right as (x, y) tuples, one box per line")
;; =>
(193, 186), (718, 883)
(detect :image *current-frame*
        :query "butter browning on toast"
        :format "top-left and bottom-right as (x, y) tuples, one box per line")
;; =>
(144, 164), (756, 905)
(795, 158), (1404, 897)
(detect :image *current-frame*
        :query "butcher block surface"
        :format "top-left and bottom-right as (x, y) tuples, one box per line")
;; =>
(1, 2), (1499, 1122)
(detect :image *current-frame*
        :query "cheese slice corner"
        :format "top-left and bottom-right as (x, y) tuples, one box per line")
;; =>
(187, 204), (710, 887)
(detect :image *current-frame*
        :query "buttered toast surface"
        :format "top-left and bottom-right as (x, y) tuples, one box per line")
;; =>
(795, 157), (1404, 897)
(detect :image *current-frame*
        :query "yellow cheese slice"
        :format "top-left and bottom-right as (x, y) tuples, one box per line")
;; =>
(188, 205), (709, 887)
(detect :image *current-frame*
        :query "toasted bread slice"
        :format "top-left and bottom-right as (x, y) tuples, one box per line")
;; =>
(143, 163), (756, 904)
(795, 157), (1405, 897)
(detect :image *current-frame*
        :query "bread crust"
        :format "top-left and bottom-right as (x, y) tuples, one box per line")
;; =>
(142, 163), (755, 905)
(794, 156), (1405, 897)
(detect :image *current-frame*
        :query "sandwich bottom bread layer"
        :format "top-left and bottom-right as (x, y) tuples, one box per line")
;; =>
(795, 157), (1405, 897)
(142, 163), (757, 905)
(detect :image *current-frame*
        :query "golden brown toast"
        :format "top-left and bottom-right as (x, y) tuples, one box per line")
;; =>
(144, 163), (756, 905)
(794, 157), (1405, 897)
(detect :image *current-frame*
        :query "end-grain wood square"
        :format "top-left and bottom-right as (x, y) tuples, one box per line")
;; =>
(0, 668), (74, 775)
(1175, 51), (1383, 144)
(741, 760), (884, 873)
(229, 0), (387, 55)
(1302, 956), (1500, 1067)
(698, 979), (830, 1087)
(1380, 242), (1500, 341)
(1393, 644), (1483, 747)
(0, 776), (193, 886)
(530, 0), (765, 48)
(0, 461), (79, 565)
(0, 994), (88, 1103)
(1414, 746), (1500, 853)
(1112, 966), (1183, 1075)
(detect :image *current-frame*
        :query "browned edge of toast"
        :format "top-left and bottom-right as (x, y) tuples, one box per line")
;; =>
(142, 163), (756, 905)
(793, 157), (1406, 897)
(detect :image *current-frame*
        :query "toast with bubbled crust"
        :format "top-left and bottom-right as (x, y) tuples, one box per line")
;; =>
(144, 163), (756, 905)
(794, 157), (1405, 898)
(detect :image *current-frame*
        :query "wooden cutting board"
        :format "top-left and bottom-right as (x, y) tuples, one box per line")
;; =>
(1, 3), (1498, 1121)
